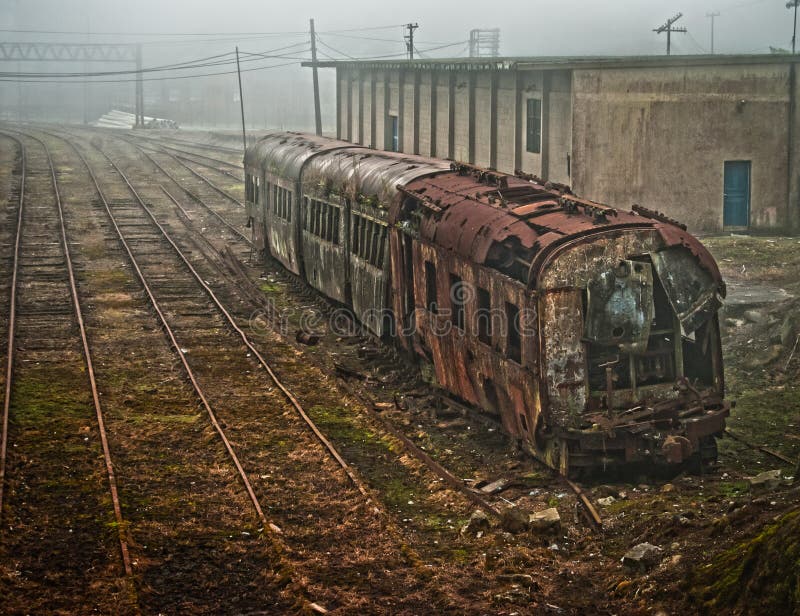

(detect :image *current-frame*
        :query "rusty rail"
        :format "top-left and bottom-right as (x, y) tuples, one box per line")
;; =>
(0, 131), (135, 578)
(725, 429), (797, 466)
(0, 134), (24, 524)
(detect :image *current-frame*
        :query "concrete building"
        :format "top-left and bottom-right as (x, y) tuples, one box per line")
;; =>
(314, 55), (800, 233)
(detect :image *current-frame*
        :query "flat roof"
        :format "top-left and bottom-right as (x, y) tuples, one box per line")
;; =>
(303, 53), (800, 72)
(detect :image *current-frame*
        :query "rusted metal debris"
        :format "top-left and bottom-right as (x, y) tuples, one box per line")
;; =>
(245, 131), (730, 476)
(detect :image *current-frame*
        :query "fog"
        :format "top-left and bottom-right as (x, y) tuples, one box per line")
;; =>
(0, 0), (795, 130)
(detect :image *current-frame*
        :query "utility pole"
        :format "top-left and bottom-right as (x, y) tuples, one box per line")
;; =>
(135, 43), (144, 127)
(653, 13), (687, 55)
(405, 23), (419, 59)
(789, 1), (800, 54)
(309, 18), (322, 136)
(235, 46), (247, 153)
(706, 11), (720, 54)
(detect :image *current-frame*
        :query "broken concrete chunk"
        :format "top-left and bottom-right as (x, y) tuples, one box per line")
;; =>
(461, 510), (490, 535)
(500, 507), (529, 534)
(748, 469), (782, 492)
(597, 496), (616, 507)
(479, 478), (510, 494)
(497, 573), (536, 588)
(743, 309), (766, 324)
(622, 542), (663, 572)
(529, 507), (561, 532)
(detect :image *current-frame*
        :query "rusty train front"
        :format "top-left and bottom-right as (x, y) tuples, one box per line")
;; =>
(245, 132), (729, 475)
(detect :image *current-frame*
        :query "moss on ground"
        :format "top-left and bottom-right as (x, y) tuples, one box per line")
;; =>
(691, 508), (800, 614)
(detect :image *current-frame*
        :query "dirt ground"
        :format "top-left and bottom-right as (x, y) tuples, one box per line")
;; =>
(551, 235), (800, 615)
(2, 127), (798, 614)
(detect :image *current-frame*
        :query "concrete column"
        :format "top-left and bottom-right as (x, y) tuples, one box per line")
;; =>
(430, 70), (438, 157)
(357, 71), (364, 145)
(448, 71), (456, 159)
(336, 69), (343, 140)
(514, 71), (523, 172)
(541, 72), (551, 179)
(490, 70), (499, 170)
(790, 62), (800, 232)
(346, 70), (353, 142)
(370, 71), (377, 148)
(413, 71), (421, 155)
(383, 71), (390, 150)
(468, 72), (476, 164)
(398, 69), (405, 152)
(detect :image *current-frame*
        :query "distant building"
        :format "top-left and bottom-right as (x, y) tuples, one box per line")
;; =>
(313, 55), (800, 233)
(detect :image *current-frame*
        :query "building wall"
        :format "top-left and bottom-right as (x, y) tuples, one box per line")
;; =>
(334, 60), (798, 233)
(572, 64), (793, 233)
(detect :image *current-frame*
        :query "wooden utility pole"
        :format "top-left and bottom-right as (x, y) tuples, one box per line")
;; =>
(653, 13), (687, 55)
(135, 43), (144, 126)
(706, 11), (720, 54)
(235, 46), (247, 153)
(405, 23), (419, 59)
(310, 18), (322, 136)
(789, 1), (800, 54)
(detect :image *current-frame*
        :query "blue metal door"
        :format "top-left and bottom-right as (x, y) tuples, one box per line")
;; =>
(723, 161), (750, 228)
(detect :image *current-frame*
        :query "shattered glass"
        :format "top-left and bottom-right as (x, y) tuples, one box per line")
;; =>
(585, 260), (654, 353)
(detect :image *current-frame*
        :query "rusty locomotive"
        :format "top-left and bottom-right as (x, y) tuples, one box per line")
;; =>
(244, 132), (729, 475)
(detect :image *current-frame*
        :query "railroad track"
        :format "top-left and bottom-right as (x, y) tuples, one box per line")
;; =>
(37, 127), (474, 612)
(83, 127), (608, 530)
(0, 130), (136, 613)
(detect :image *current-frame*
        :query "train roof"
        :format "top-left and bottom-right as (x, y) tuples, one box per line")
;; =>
(244, 131), (357, 179)
(246, 133), (723, 293)
(301, 148), (449, 208)
(398, 164), (724, 291)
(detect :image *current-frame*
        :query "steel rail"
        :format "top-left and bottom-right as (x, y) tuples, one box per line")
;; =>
(63, 139), (286, 532)
(57, 134), (329, 609)
(121, 136), (250, 244)
(0, 131), (135, 578)
(99, 146), (371, 498)
(0, 134), (24, 523)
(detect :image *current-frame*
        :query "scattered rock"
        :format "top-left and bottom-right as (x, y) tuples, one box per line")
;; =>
(529, 508), (561, 532)
(622, 543), (663, 572)
(597, 496), (616, 507)
(461, 510), (490, 536)
(500, 507), (529, 534)
(497, 573), (537, 589)
(492, 585), (529, 605)
(748, 469), (782, 492)
(744, 309), (766, 324)
(660, 483), (676, 493)
(780, 312), (800, 346)
(594, 485), (619, 498)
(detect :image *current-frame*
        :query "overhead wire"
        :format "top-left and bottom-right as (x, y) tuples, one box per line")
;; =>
(0, 59), (301, 84)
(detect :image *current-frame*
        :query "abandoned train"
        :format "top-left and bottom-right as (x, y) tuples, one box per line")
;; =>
(244, 132), (729, 474)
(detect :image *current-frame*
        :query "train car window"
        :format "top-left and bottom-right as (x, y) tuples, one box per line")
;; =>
(246, 174), (252, 201)
(351, 214), (361, 256)
(526, 98), (542, 154)
(425, 261), (438, 314)
(332, 206), (341, 245)
(505, 301), (522, 363)
(376, 225), (386, 268)
(286, 191), (293, 222)
(273, 185), (279, 215)
(477, 287), (492, 344)
(450, 274), (465, 330)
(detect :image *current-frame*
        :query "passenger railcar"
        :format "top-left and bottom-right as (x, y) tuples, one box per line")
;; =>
(245, 132), (729, 475)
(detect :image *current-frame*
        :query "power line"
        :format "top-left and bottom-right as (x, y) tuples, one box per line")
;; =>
(0, 44), (310, 78)
(653, 13), (687, 55)
(0, 59), (301, 84)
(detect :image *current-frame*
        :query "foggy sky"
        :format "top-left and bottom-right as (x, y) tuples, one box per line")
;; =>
(0, 0), (796, 130)
(1, 0), (795, 56)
